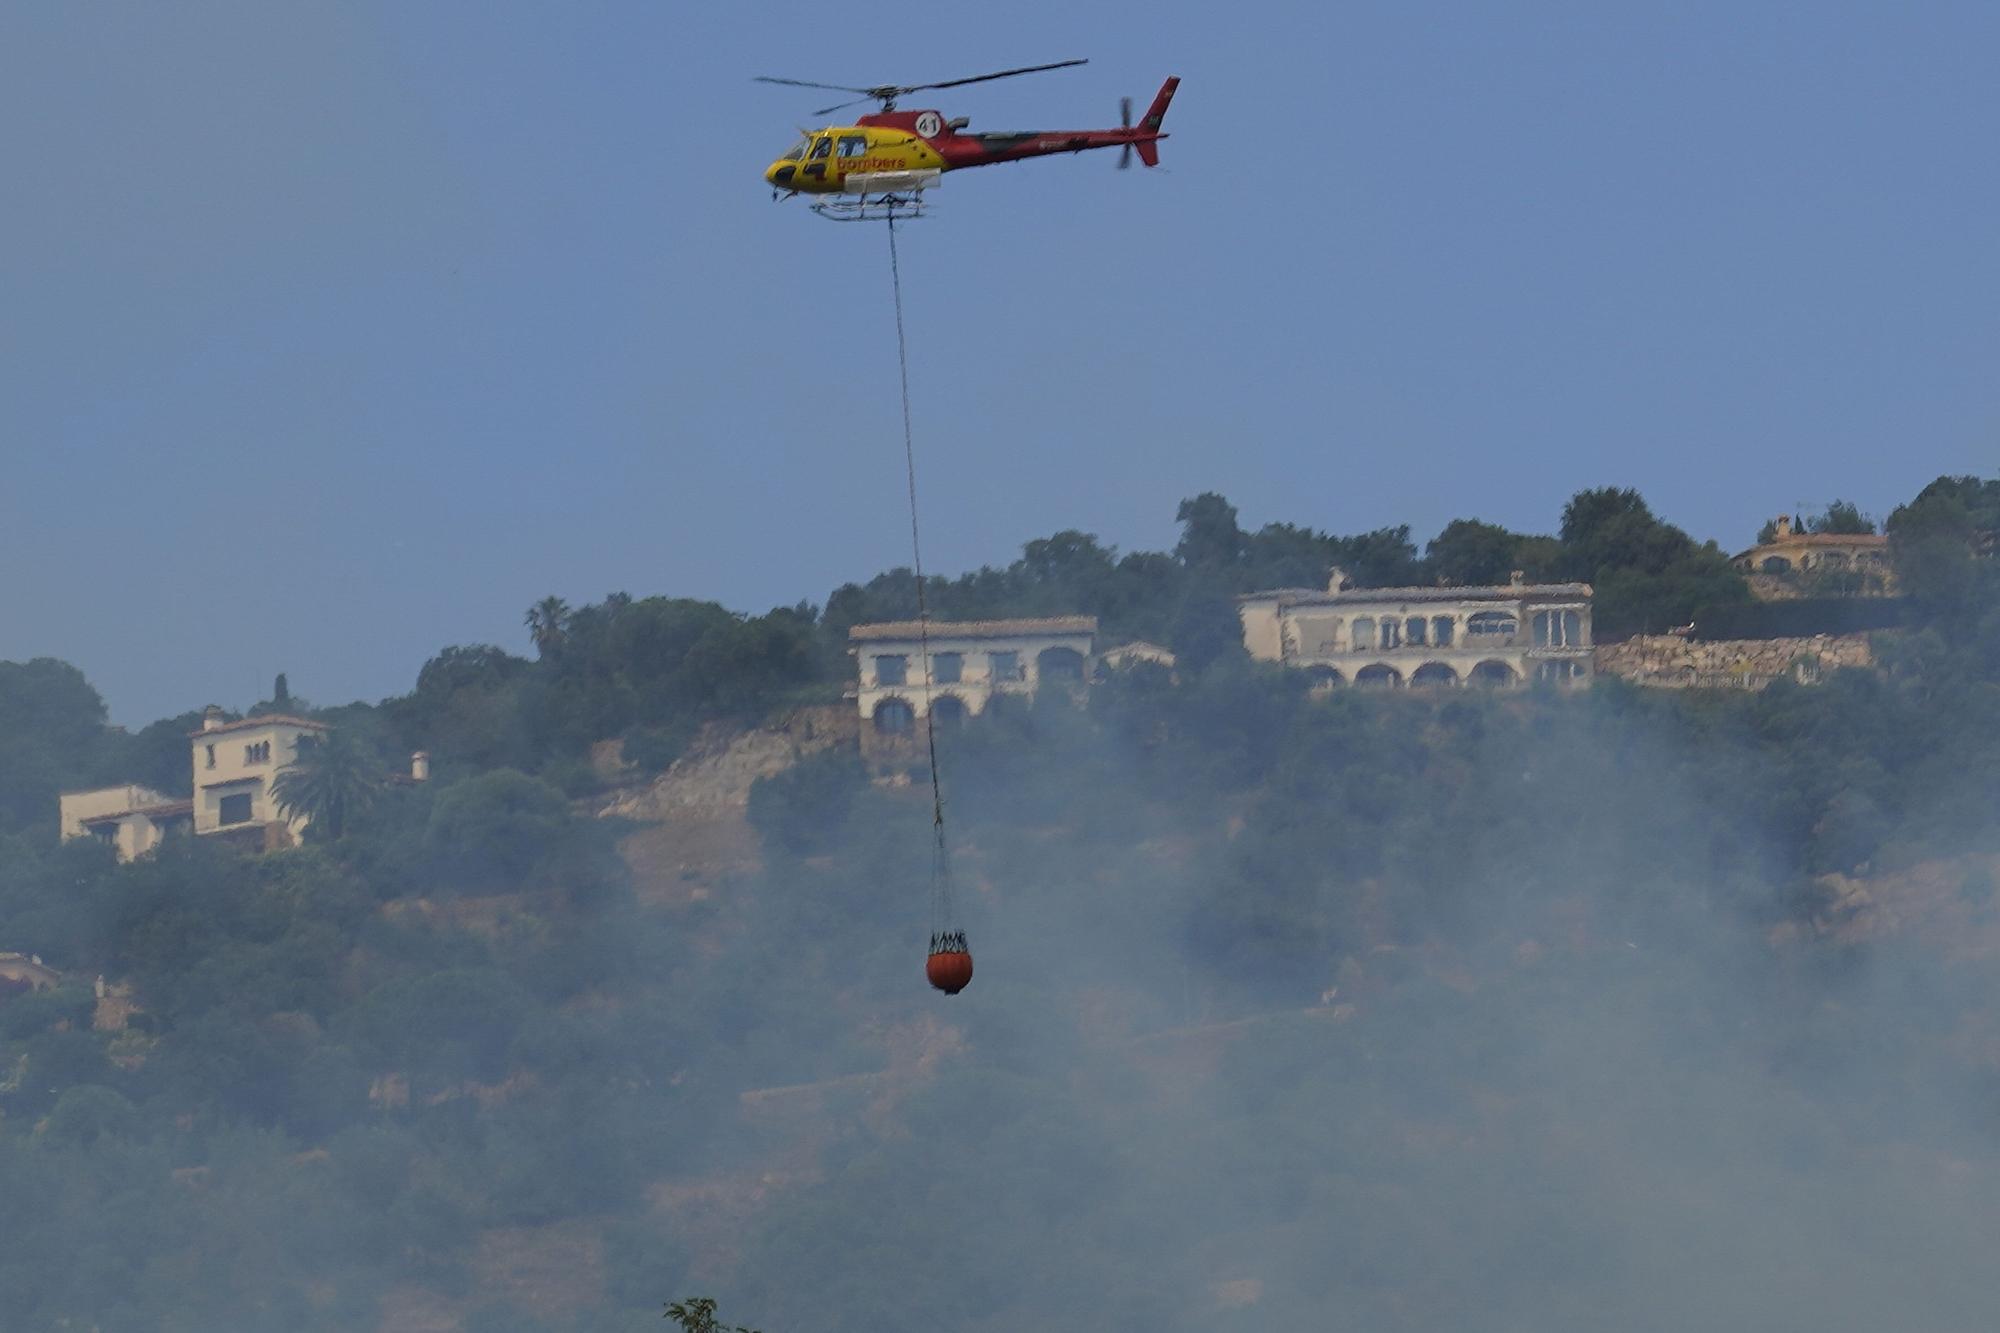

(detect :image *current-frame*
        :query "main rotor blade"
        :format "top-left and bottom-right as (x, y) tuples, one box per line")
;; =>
(755, 76), (873, 94)
(902, 58), (1087, 95)
(1120, 95), (1132, 128)
(812, 96), (878, 117)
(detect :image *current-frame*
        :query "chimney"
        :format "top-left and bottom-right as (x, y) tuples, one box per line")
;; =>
(1326, 566), (1350, 593)
(411, 751), (430, 782)
(1774, 514), (1793, 539)
(1509, 570), (1525, 588)
(201, 704), (225, 732)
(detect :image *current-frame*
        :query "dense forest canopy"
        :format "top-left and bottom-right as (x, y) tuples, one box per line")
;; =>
(0, 478), (1998, 1329)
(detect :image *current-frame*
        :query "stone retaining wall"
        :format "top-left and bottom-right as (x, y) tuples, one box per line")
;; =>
(1594, 632), (1875, 690)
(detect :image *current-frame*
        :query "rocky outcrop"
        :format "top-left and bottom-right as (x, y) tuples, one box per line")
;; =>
(596, 705), (855, 821)
(1595, 632), (1875, 690)
(599, 705), (857, 907)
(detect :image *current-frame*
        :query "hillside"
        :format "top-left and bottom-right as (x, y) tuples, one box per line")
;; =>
(0, 477), (1997, 1330)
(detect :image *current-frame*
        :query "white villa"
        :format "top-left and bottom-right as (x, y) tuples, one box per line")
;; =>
(850, 616), (1098, 739)
(1237, 570), (1595, 689)
(61, 706), (328, 861)
(57, 784), (194, 861)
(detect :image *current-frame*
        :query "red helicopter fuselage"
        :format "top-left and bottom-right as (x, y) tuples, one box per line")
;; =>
(765, 76), (1177, 196)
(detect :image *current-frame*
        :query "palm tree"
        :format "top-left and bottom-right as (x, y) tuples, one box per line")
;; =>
(525, 595), (572, 657)
(271, 729), (381, 840)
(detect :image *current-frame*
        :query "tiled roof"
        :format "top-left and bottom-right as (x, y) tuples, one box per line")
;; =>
(187, 714), (329, 739)
(133, 801), (194, 819)
(850, 616), (1098, 642)
(1733, 532), (1889, 560)
(84, 800), (195, 822)
(1243, 583), (1592, 607)
(1099, 640), (1175, 658)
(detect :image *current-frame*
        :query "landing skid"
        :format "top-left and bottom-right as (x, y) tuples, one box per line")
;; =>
(810, 192), (928, 223)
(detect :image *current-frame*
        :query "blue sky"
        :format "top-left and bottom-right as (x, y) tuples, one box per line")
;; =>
(4, 1), (1996, 724)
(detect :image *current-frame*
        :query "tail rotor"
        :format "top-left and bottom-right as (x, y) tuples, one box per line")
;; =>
(1118, 95), (1133, 169)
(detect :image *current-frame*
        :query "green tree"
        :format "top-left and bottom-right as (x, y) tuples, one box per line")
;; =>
(525, 596), (573, 658)
(1887, 476), (2000, 628)
(749, 749), (866, 855)
(1558, 487), (1748, 636)
(1559, 487), (1687, 577)
(1808, 500), (1876, 535)
(398, 644), (536, 771)
(665, 1297), (761, 1333)
(0, 658), (106, 747)
(1170, 576), (1252, 675)
(424, 769), (575, 888)
(1020, 529), (1117, 595)
(0, 658), (110, 831)
(43, 1085), (137, 1147)
(272, 729), (382, 840)
(1426, 518), (1540, 586)
(1175, 492), (1246, 572)
(1241, 521), (1336, 590)
(1326, 525), (1424, 588)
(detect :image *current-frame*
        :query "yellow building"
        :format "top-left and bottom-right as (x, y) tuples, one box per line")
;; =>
(0, 952), (62, 995)
(59, 705), (327, 861)
(850, 617), (1098, 742)
(1237, 569), (1595, 689)
(1731, 515), (1894, 598)
(189, 707), (328, 845)
(57, 784), (193, 860)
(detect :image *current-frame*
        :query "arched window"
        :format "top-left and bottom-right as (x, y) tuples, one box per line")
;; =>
(1469, 660), (1517, 689)
(1037, 646), (1086, 683)
(1354, 664), (1402, 689)
(1405, 616), (1427, 647)
(874, 698), (914, 733)
(1411, 662), (1458, 689)
(1467, 611), (1518, 641)
(930, 695), (968, 728)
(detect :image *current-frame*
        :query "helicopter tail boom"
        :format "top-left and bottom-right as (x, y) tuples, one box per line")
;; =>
(1132, 76), (1178, 166)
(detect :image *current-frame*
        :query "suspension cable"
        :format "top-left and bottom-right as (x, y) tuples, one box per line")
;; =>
(887, 215), (957, 945)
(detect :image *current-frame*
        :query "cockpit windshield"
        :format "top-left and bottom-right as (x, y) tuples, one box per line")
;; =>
(780, 137), (809, 161)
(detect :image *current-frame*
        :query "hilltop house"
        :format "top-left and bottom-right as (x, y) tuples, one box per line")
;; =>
(62, 706), (337, 861)
(0, 952), (60, 997)
(57, 784), (194, 861)
(1237, 570), (1595, 688)
(850, 617), (1098, 742)
(1732, 515), (1894, 598)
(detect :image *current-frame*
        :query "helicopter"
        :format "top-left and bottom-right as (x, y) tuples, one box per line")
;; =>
(757, 60), (1178, 220)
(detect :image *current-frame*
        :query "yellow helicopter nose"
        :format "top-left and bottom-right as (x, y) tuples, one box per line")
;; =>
(766, 161), (797, 190)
